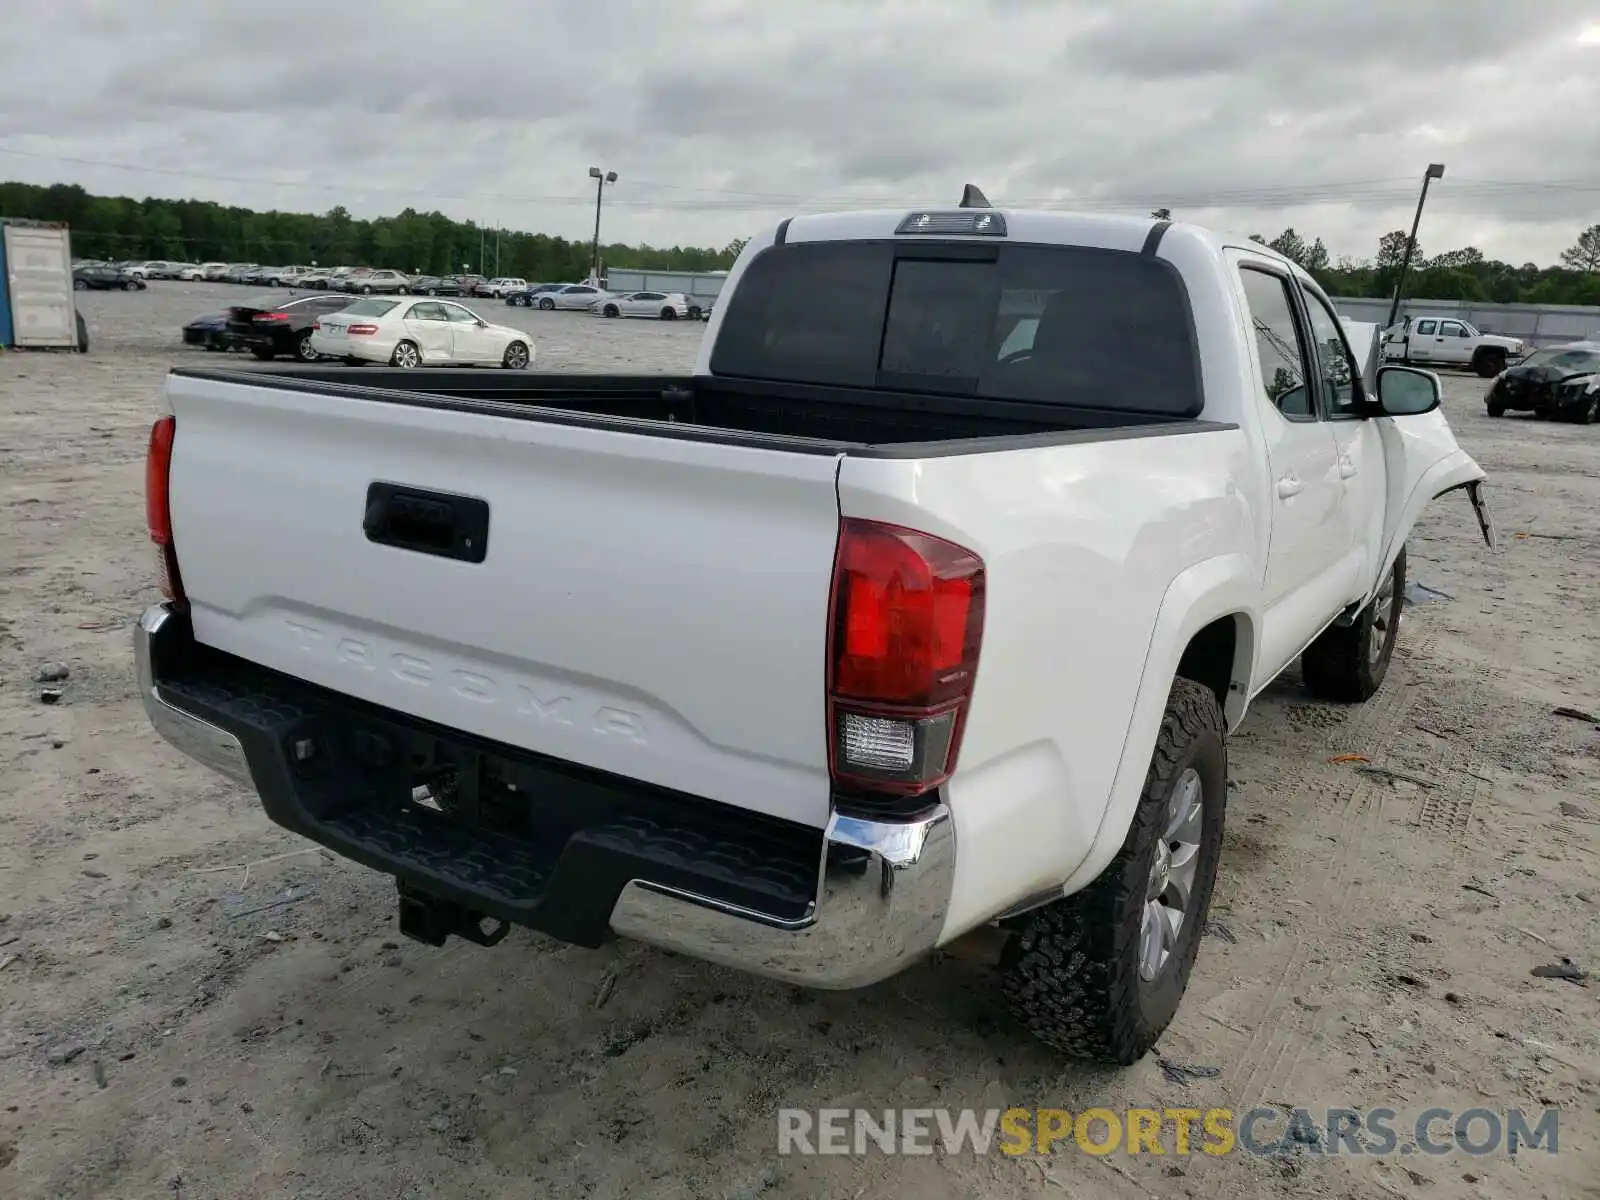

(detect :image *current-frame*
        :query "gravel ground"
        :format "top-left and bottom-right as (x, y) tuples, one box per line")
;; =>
(1, 283), (1597, 1200)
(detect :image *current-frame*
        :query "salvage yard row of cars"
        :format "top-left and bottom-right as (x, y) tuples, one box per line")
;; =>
(88, 257), (715, 321)
(181, 292), (536, 367)
(92, 259), (714, 316)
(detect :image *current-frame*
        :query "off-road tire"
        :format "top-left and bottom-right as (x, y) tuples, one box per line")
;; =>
(1302, 546), (1406, 702)
(1473, 349), (1506, 378)
(999, 678), (1227, 1064)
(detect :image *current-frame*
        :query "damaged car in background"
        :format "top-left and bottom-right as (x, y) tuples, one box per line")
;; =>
(1485, 341), (1600, 423)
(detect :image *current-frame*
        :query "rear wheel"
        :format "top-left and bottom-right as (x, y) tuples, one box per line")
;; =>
(361, 284), (374, 294)
(502, 340), (530, 369)
(1474, 348), (1506, 378)
(1302, 546), (1405, 702)
(538, 297), (556, 311)
(295, 330), (318, 362)
(1000, 678), (1226, 1064)
(602, 304), (619, 318)
(390, 340), (421, 368)
(73, 279), (88, 291)
(660, 307), (677, 321)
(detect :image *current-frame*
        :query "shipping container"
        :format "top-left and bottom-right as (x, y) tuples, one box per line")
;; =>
(1, 219), (78, 348)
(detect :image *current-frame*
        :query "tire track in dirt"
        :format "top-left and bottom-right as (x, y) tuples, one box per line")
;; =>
(1240, 616), (1515, 1109)
(1216, 623), (1437, 1111)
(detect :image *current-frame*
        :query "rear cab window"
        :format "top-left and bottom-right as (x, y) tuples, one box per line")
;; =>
(709, 240), (1204, 417)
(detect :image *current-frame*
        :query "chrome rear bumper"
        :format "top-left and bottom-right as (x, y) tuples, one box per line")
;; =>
(135, 603), (954, 989)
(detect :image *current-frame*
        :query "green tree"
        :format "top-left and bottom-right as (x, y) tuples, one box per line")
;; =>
(1559, 225), (1600, 272)
(1376, 230), (1419, 271)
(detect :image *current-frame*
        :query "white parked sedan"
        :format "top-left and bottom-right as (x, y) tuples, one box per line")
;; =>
(531, 283), (612, 310)
(592, 291), (693, 321)
(309, 298), (535, 369)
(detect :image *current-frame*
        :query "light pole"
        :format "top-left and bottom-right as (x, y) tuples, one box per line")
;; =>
(1387, 162), (1445, 329)
(589, 166), (617, 285)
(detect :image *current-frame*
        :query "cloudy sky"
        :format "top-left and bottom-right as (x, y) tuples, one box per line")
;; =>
(4, 0), (1598, 264)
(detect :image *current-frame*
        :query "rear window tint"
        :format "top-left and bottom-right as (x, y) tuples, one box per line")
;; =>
(710, 241), (1202, 415)
(339, 299), (400, 317)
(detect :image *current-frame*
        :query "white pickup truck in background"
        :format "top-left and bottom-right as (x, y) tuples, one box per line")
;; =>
(1381, 314), (1526, 377)
(136, 204), (1494, 1064)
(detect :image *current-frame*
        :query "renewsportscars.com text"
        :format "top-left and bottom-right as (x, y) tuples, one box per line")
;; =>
(777, 1106), (1559, 1158)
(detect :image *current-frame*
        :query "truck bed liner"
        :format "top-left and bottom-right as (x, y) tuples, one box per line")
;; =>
(170, 365), (1235, 458)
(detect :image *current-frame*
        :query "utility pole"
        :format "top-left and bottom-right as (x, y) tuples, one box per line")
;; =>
(589, 167), (617, 285)
(1387, 163), (1445, 329)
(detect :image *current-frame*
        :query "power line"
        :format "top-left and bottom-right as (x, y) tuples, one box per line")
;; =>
(4, 142), (1599, 216)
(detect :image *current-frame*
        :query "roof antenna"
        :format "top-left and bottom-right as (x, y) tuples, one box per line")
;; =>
(959, 184), (991, 209)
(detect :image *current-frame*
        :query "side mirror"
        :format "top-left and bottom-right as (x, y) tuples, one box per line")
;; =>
(1375, 365), (1441, 416)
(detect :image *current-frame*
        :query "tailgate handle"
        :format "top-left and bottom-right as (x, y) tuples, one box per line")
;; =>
(363, 482), (489, 564)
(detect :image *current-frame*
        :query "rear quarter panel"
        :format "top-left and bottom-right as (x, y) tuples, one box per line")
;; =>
(837, 426), (1258, 939)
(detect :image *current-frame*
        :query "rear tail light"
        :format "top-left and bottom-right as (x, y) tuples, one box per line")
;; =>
(145, 416), (185, 605)
(826, 518), (985, 798)
(311, 321), (322, 331)
(253, 311), (290, 323)
(347, 323), (379, 335)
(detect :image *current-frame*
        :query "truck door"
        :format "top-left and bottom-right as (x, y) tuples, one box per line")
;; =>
(1436, 319), (1471, 365)
(1302, 285), (1387, 595)
(1234, 259), (1351, 680)
(1408, 318), (1438, 362)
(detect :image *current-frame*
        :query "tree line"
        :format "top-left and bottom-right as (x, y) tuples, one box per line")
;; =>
(1152, 207), (1600, 307)
(3, 181), (1596, 305)
(0, 181), (745, 280)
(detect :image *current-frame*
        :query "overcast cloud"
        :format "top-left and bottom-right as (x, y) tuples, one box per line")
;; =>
(2, 0), (1597, 263)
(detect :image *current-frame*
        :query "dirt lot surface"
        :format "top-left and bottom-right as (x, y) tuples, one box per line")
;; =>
(2, 283), (1597, 1199)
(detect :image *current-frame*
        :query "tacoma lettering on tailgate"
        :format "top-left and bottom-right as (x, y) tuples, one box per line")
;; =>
(282, 619), (647, 743)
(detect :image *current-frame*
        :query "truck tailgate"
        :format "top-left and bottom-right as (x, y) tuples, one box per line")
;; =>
(164, 373), (843, 827)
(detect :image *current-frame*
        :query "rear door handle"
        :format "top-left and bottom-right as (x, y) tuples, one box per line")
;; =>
(1276, 474), (1303, 499)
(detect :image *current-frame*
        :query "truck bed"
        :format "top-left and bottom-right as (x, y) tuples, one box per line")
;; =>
(170, 366), (1226, 457)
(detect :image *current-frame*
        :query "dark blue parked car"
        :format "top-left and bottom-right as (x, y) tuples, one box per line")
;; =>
(182, 311), (232, 351)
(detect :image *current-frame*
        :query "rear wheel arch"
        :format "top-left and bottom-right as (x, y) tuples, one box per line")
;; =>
(1176, 613), (1252, 717)
(1056, 559), (1258, 899)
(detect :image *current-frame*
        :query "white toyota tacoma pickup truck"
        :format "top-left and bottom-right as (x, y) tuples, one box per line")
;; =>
(136, 204), (1495, 1063)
